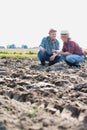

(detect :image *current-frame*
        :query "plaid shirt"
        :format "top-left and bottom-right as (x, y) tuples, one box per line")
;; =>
(62, 39), (84, 55)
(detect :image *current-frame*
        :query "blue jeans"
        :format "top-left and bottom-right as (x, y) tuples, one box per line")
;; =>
(62, 54), (85, 63)
(38, 51), (62, 63)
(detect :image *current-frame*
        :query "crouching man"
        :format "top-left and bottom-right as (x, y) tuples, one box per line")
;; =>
(54, 31), (85, 67)
(38, 29), (62, 66)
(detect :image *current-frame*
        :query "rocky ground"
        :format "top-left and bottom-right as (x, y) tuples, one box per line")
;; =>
(0, 57), (87, 130)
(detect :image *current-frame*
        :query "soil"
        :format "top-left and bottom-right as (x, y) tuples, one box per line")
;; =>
(0, 57), (87, 130)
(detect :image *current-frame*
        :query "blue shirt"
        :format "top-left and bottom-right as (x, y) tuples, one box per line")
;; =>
(40, 36), (60, 54)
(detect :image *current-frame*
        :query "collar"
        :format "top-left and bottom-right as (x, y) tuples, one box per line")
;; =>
(64, 38), (71, 44)
(47, 36), (56, 42)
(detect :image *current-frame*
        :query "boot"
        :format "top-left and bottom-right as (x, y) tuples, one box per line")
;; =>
(65, 60), (73, 67)
(48, 61), (55, 66)
(41, 61), (46, 66)
(65, 60), (81, 68)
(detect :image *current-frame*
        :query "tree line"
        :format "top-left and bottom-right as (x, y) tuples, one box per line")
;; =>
(0, 44), (28, 49)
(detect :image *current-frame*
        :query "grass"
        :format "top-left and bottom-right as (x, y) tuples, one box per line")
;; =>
(0, 50), (37, 58)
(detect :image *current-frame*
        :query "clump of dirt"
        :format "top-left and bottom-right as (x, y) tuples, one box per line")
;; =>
(0, 57), (87, 130)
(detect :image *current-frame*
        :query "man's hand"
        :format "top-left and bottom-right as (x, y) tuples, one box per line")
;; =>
(40, 46), (46, 52)
(52, 49), (71, 55)
(50, 55), (55, 61)
(52, 50), (62, 54)
(50, 53), (57, 61)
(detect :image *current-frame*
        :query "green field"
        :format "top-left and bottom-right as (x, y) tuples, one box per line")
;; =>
(0, 49), (38, 58)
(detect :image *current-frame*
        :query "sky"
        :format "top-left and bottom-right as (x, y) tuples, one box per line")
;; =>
(0, 0), (87, 48)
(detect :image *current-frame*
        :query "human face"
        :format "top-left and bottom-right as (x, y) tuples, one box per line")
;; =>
(61, 36), (68, 43)
(49, 32), (56, 41)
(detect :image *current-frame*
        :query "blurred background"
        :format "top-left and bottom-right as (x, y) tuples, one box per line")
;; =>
(0, 0), (87, 49)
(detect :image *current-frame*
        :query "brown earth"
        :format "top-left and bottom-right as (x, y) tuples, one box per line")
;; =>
(0, 57), (87, 130)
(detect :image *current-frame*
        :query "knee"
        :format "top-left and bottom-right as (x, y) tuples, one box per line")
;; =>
(79, 56), (85, 62)
(66, 55), (73, 63)
(38, 51), (46, 60)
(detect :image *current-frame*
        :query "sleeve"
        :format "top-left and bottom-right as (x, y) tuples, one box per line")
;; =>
(55, 40), (60, 50)
(68, 41), (74, 53)
(62, 46), (65, 52)
(39, 38), (46, 49)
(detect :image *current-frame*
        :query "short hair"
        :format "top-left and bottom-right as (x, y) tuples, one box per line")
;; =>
(49, 29), (57, 34)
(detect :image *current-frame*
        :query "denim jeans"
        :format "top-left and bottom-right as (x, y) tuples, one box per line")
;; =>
(62, 54), (85, 63)
(38, 51), (62, 63)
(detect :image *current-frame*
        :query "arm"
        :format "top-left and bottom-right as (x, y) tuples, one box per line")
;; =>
(52, 50), (71, 55)
(39, 38), (46, 52)
(39, 46), (46, 52)
(50, 40), (60, 61)
(50, 52), (58, 61)
(60, 51), (71, 55)
(55, 40), (60, 50)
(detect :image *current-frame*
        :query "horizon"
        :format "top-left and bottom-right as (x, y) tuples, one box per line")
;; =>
(0, 0), (87, 49)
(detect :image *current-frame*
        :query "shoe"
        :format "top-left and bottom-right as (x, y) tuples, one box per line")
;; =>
(41, 61), (45, 66)
(65, 60), (73, 67)
(48, 61), (55, 66)
(65, 60), (81, 68)
(73, 64), (81, 68)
